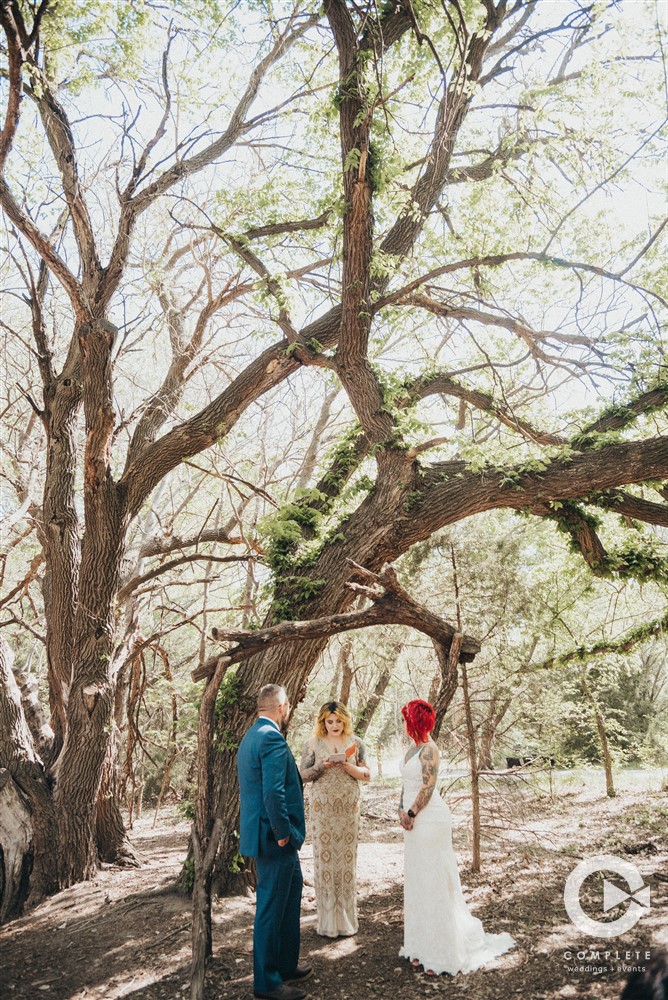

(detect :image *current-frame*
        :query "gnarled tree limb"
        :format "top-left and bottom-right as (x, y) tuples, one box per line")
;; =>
(194, 560), (480, 683)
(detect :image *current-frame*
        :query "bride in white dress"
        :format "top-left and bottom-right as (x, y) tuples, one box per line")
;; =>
(398, 699), (515, 976)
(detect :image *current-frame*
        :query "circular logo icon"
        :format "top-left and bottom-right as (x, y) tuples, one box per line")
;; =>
(564, 854), (651, 938)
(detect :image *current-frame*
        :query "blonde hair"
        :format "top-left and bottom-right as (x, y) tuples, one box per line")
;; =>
(313, 700), (353, 738)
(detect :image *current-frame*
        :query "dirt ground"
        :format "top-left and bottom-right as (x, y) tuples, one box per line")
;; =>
(1, 771), (666, 1000)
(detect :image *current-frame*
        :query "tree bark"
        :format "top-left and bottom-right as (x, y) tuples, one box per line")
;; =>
(479, 695), (512, 770)
(339, 638), (354, 705)
(190, 655), (230, 1000)
(432, 633), (463, 740)
(460, 662), (482, 873)
(580, 674), (616, 798)
(53, 321), (129, 885)
(41, 363), (82, 756)
(95, 723), (140, 866)
(354, 664), (391, 737)
(0, 636), (58, 917)
(0, 769), (32, 923)
(11, 656), (54, 764)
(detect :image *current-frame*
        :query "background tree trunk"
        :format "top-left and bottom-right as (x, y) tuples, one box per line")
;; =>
(354, 665), (391, 738)
(581, 673), (616, 798)
(432, 634), (462, 740)
(479, 695), (512, 770)
(0, 636), (58, 918)
(338, 637), (354, 705)
(460, 661), (482, 873)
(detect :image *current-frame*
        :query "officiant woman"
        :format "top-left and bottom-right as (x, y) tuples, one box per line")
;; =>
(299, 701), (371, 937)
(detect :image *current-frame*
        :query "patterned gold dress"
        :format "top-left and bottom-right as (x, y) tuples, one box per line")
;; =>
(300, 735), (367, 937)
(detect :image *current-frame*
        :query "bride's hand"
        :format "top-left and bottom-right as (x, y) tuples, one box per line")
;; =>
(399, 809), (414, 831)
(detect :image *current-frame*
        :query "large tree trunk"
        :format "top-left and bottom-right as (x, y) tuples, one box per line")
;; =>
(41, 362), (82, 758)
(95, 723), (140, 866)
(0, 637), (58, 919)
(54, 524), (125, 882)
(210, 636), (330, 893)
(54, 320), (128, 885)
(95, 609), (144, 864)
(0, 768), (32, 923)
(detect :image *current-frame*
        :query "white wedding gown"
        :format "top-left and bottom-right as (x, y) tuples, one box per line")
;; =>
(399, 751), (515, 975)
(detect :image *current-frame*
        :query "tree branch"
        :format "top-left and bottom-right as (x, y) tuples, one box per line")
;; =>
(528, 611), (668, 673)
(117, 553), (256, 604)
(0, 0), (26, 171)
(379, 251), (668, 311)
(379, 1), (501, 261)
(0, 179), (82, 311)
(578, 383), (668, 440)
(242, 210), (332, 241)
(137, 526), (245, 560)
(194, 561), (480, 681)
(393, 436), (668, 559)
(592, 490), (668, 528)
(99, 13), (320, 310)
(410, 370), (566, 446)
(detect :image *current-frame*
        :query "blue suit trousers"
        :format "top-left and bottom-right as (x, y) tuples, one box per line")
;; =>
(254, 843), (303, 992)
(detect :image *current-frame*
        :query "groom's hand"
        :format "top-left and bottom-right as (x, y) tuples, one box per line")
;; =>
(278, 836), (289, 847)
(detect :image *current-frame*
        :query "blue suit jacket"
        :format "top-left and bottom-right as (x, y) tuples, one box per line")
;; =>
(237, 718), (305, 858)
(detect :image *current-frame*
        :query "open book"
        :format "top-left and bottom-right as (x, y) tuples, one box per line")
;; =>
(328, 744), (357, 763)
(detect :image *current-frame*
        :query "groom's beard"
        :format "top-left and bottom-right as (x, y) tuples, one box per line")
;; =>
(279, 717), (289, 735)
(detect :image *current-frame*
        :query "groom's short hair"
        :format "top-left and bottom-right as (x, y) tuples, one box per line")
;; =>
(257, 684), (287, 712)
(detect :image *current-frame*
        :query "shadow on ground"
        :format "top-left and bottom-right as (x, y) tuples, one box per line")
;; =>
(0, 788), (666, 1000)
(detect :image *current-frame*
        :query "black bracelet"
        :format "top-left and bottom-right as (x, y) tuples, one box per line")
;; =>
(407, 808), (416, 818)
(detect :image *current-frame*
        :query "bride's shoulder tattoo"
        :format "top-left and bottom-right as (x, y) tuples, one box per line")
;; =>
(421, 743), (438, 773)
(411, 747), (438, 812)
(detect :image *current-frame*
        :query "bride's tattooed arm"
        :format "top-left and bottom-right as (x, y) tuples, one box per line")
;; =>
(409, 742), (439, 815)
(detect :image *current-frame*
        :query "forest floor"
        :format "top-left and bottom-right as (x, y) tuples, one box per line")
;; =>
(1, 768), (667, 1000)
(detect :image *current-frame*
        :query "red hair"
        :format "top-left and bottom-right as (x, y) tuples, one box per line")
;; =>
(401, 699), (436, 743)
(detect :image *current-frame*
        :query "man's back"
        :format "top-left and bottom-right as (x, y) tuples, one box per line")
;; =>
(237, 718), (305, 858)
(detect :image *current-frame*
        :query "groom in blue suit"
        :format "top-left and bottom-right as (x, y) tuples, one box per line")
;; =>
(237, 683), (312, 1000)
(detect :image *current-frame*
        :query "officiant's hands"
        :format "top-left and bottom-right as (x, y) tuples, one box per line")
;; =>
(342, 760), (371, 781)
